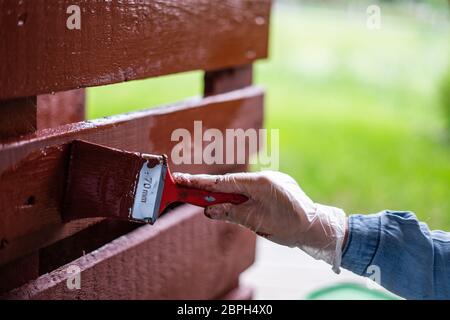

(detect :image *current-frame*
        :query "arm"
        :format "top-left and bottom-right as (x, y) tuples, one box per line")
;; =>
(342, 211), (450, 300)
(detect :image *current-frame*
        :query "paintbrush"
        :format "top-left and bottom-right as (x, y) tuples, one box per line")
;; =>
(63, 140), (248, 224)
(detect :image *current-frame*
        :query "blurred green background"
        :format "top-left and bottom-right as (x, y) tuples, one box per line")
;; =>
(88, 1), (450, 229)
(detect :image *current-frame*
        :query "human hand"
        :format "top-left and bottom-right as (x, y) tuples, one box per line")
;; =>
(173, 171), (347, 273)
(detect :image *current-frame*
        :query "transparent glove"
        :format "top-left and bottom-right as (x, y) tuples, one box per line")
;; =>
(173, 171), (348, 273)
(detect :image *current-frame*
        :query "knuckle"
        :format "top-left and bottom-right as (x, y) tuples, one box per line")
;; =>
(215, 176), (224, 184)
(256, 173), (273, 185)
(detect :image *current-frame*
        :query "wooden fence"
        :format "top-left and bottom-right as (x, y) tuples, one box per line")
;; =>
(0, 0), (271, 299)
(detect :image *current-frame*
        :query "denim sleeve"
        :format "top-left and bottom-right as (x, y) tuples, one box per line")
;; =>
(341, 210), (450, 300)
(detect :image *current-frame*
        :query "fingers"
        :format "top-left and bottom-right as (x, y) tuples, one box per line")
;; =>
(172, 173), (220, 191)
(204, 203), (236, 221)
(204, 202), (268, 236)
(172, 172), (252, 194)
(204, 203), (253, 225)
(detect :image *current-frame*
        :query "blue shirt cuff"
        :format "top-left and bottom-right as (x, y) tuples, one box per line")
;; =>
(341, 213), (382, 275)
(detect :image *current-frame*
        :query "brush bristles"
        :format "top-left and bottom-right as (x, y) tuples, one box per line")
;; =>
(63, 140), (164, 223)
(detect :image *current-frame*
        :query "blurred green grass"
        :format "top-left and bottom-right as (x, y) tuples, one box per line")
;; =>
(88, 3), (450, 229)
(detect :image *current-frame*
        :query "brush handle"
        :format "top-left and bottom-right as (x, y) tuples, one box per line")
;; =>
(176, 186), (248, 208)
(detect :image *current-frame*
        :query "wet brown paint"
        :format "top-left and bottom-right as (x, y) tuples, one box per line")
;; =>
(0, 87), (263, 266)
(145, 154), (165, 169)
(0, 143), (71, 239)
(37, 89), (85, 129)
(204, 65), (253, 97)
(0, 97), (37, 140)
(3, 205), (256, 300)
(0, 0), (270, 299)
(64, 140), (151, 221)
(0, 0), (271, 100)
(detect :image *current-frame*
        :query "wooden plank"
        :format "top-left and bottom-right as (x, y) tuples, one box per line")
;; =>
(3, 205), (257, 300)
(37, 89), (85, 129)
(0, 253), (39, 294)
(0, 164), (248, 294)
(204, 65), (253, 97)
(37, 162), (247, 276)
(38, 220), (139, 275)
(0, 86), (264, 266)
(0, 97), (37, 140)
(0, 0), (271, 100)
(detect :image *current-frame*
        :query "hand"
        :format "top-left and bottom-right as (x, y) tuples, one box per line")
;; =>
(172, 171), (348, 273)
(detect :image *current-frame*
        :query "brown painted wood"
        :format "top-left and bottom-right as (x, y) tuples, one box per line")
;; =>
(38, 220), (139, 276)
(37, 89), (85, 129)
(0, 97), (37, 140)
(62, 140), (162, 223)
(0, 86), (264, 266)
(0, 87), (84, 140)
(0, 0), (271, 100)
(3, 205), (256, 300)
(0, 252), (39, 294)
(38, 163), (247, 277)
(204, 65), (253, 97)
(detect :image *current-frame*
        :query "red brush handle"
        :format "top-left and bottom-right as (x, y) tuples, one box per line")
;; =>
(176, 185), (248, 208)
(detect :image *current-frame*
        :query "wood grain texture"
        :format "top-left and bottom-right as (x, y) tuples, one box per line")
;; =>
(204, 64), (253, 97)
(3, 205), (257, 300)
(37, 89), (85, 129)
(38, 219), (139, 276)
(0, 86), (264, 266)
(0, 0), (271, 100)
(0, 165), (248, 294)
(0, 97), (37, 140)
(62, 140), (152, 222)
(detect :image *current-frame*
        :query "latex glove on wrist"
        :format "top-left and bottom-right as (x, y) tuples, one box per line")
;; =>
(173, 171), (348, 273)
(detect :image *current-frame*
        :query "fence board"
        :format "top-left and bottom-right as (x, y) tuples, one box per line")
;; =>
(204, 64), (253, 97)
(0, 0), (271, 100)
(0, 86), (264, 265)
(37, 89), (85, 129)
(4, 205), (256, 300)
(0, 97), (37, 140)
